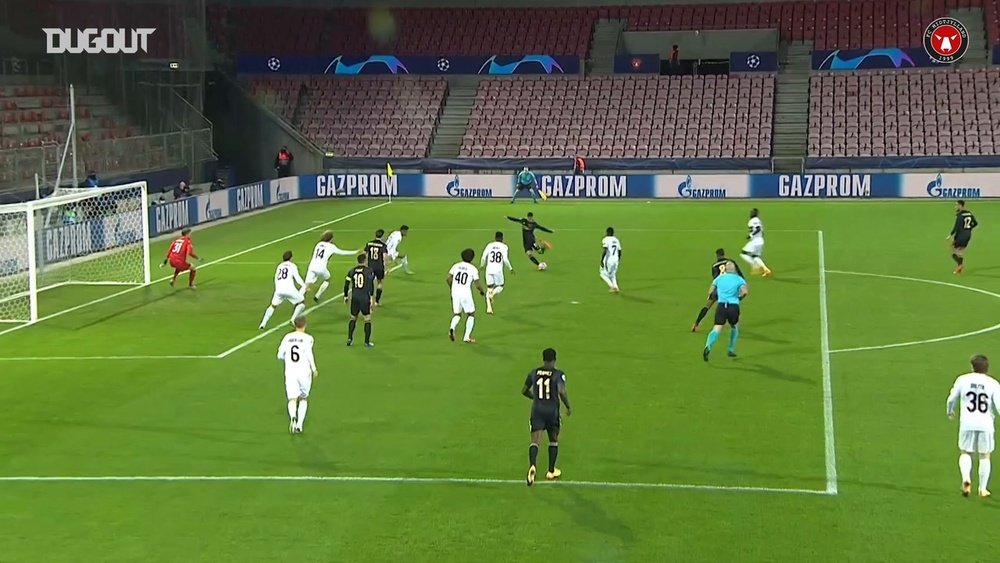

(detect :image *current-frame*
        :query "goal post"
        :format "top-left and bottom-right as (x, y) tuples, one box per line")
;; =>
(0, 181), (151, 324)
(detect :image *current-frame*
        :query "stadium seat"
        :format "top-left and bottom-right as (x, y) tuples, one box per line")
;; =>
(808, 68), (1000, 158)
(460, 75), (775, 159)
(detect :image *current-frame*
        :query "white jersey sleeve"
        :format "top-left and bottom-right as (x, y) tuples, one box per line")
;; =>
(448, 262), (479, 296)
(947, 372), (1000, 432)
(277, 332), (316, 377)
(748, 217), (764, 240)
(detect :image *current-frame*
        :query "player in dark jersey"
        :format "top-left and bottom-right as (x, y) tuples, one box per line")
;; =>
(521, 347), (572, 486)
(948, 200), (978, 275)
(364, 229), (389, 305)
(343, 254), (376, 347)
(692, 248), (743, 332)
(506, 212), (553, 270)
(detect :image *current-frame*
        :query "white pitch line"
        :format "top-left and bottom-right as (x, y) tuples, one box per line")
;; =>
(826, 270), (1000, 354)
(0, 355), (216, 362)
(215, 298), (341, 358)
(817, 231), (838, 496)
(0, 202), (391, 339)
(326, 228), (817, 233)
(0, 474), (829, 495)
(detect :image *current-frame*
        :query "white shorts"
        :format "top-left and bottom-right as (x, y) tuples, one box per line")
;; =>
(387, 247), (399, 261)
(485, 271), (505, 287)
(452, 293), (475, 315)
(959, 430), (995, 453)
(601, 260), (619, 277)
(284, 372), (312, 400)
(742, 239), (765, 257)
(271, 289), (305, 307)
(304, 268), (330, 285)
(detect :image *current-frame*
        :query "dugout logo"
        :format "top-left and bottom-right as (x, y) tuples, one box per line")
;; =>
(926, 174), (982, 198)
(446, 175), (493, 198)
(44, 28), (155, 54)
(923, 18), (969, 63)
(677, 175), (727, 199)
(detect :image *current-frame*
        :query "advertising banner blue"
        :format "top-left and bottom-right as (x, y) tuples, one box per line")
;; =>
(748, 174), (902, 198)
(614, 54), (659, 74)
(239, 54), (581, 76)
(730, 51), (779, 73)
(812, 48), (946, 70)
(994, 44), (1000, 64)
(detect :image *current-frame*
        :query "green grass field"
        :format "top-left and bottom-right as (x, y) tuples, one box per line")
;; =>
(2, 198), (1000, 561)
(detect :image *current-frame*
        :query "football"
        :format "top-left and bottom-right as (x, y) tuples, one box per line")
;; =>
(538, 262), (548, 270)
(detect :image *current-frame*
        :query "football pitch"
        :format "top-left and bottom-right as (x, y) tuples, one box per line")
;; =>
(2, 198), (999, 561)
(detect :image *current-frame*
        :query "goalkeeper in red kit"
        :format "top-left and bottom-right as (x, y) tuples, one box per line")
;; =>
(162, 228), (201, 288)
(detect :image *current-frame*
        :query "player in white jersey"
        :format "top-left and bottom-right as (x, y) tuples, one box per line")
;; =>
(386, 225), (413, 275)
(947, 354), (1000, 498)
(599, 227), (622, 293)
(303, 231), (359, 301)
(740, 208), (772, 277)
(259, 250), (306, 329)
(277, 315), (317, 434)
(447, 248), (486, 343)
(481, 231), (514, 314)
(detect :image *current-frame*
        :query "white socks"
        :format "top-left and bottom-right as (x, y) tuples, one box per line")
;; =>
(960, 453), (973, 483)
(287, 399), (297, 422)
(492, 285), (504, 296)
(450, 315), (461, 331)
(464, 316), (475, 341)
(316, 281), (330, 298)
(740, 254), (755, 268)
(291, 303), (305, 322)
(260, 306), (276, 328)
(754, 257), (769, 270)
(401, 256), (411, 273)
(980, 459), (992, 492)
(599, 270), (613, 288)
(296, 399), (308, 430)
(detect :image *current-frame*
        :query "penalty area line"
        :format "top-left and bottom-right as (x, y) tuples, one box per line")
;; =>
(0, 202), (391, 340)
(0, 474), (831, 495)
(0, 355), (217, 362)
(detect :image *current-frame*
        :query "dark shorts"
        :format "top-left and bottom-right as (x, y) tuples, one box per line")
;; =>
(953, 236), (971, 249)
(522, 236), (537, 252)
(350, 297), (372, 316)
(371, 265), (385, 280)
(516, 183), (534, 191)
(530, 408), (560, 433)
(714, 302), (740, 327)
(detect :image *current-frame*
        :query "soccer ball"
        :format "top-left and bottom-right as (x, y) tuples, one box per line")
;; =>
(538, 262), (548, 270)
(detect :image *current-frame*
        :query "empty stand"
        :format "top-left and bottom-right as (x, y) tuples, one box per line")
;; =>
(461, 75), (774, 159)
(211, 0), (993, 57)
(248, 76), (447, 158)
(808, 68), (1000, 158)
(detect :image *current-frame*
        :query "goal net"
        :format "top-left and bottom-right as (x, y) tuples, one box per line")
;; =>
(0, 181), (151, 323)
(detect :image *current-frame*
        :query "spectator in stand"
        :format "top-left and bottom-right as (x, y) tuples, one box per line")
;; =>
(573, 155), (586, 175)
(83, 170), (99, 188)
(173, 181), (192, 200)
(670, 45), (680, 74)
(210, 175), (226, 192)
(275, 146), (294, 178)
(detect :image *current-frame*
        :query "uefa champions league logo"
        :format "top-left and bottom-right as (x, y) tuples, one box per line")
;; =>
(437, 58), (451, 72)
(746, 54), (761, 69)
(267, 57), (281, 71)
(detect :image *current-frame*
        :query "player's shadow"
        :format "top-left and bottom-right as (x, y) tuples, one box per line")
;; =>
(539, 487), (635, 546)
(65, 288), (182, 330)
(765, 276), (810, 286)
(738, 329), (792, 345)
(617, 292), (655, 304)
(713, 362), (816, 385)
